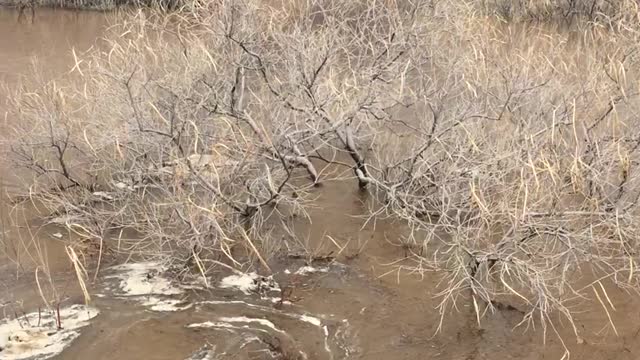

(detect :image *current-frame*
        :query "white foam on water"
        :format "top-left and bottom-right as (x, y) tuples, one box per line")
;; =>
(197, 300), (325, 329)
(218, 273), (279, 295)
(141, 297), (193, 312)
(107, 262), (183, 297)
(191, 302), (332, 357)
(217, 317), (286, 334)
(323, 325), (332, 359)
(0, 305), (99, 360)
(294, 266), (329, 275)
(218, 273), (259, 294)
(105, 262), (193, 313)
(187, 321), (269, 334)
(187, 317), (290, 344)
(299, 315), (322, 327)
(269, 298), (292, 305)
(188, 321), (234, 330)
(239, 335), (261, 349)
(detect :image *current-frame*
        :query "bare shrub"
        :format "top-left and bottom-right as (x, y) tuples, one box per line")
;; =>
(365, 4), (640, 351)
(480, 0), (640, 25)
(5, 1), (424, 273)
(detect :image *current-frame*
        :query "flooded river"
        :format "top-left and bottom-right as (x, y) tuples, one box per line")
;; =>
(2, 7), (640, 360)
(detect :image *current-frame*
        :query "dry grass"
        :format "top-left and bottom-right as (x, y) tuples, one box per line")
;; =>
(481, 0), (640, 24)
(0, 0), (198, 11)
(5, 0), (640, 353)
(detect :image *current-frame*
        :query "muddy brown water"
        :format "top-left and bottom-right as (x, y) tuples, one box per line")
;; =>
(1, 7), (640, 360)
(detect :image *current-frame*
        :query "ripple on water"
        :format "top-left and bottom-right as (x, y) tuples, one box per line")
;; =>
(99, 261), (358, 359)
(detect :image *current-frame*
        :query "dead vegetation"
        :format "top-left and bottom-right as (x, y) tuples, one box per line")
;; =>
(481, 0), (640, 24)
(1, 0), (195, 11)
(5, 0), (640, 354)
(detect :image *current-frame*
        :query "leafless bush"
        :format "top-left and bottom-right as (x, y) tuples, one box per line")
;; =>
(480, 0), (640, 25)
(5, 1), (424, 273)
(363, 4), (640, 351)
